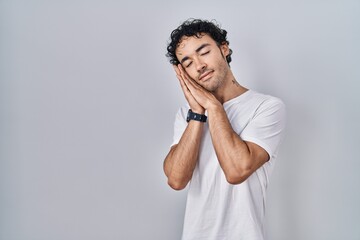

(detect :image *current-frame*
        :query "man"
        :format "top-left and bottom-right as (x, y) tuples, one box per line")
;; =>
(163, 19), (286, 240)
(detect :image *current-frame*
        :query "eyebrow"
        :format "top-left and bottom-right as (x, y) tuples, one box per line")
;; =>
(180, 43), (211, 64)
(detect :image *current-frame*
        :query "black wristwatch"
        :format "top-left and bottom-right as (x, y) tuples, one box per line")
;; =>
(186, 109), (207, 123)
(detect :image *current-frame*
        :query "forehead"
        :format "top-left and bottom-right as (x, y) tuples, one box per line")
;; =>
(175, 34), (216, 56)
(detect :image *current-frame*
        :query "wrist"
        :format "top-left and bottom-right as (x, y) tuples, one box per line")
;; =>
(206, 102), (222, 113)
(191, 108), (205, 115)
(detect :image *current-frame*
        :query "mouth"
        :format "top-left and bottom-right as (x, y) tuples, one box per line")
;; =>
(199, 70), (214, 81)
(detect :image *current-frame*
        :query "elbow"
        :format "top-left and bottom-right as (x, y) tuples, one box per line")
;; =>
(164, 165), (189, 190)
(224, 168), (251, 185)
(167, 178), (188, 191)
(225, 175), (247, 185)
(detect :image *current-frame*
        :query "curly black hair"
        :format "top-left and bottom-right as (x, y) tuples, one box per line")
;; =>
(166, 19), (233, 65)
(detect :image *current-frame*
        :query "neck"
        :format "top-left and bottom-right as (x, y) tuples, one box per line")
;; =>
(213, 71), (248, 104)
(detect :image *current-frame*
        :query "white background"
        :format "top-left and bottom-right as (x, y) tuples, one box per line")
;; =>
(1, 0), (359, 239)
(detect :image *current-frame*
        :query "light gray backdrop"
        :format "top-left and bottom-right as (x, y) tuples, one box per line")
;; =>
(1, 0), (359, 239)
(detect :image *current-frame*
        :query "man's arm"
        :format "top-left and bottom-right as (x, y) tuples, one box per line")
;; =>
(180, 66), (271, 184)
(163, 120), (204, 190)
(163, 66), (205, 190)
(207, 104), (269, 184)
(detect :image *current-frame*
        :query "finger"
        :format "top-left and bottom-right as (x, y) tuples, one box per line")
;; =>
(177, 64), (184, 73)
(174, 66), (187, 87)
(173, 66), (203, 108)
(178, 75), (188, 92)
(173, 66), (183, 81)
(178, 77), (199, 105)
(176, 67), (191, 84)
(177, 65), (203, 90)
(177, 65), (187, 81)
(173, 65), (181, 76)
(178, 65), (193, 82)
(183, 74), (202, 94)
(178, 64), (189, 78)
(177, 68), (198, 93)
(176, 71), (192, 97)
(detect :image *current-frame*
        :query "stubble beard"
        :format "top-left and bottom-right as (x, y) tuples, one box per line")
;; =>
(201, 59), (229, 93)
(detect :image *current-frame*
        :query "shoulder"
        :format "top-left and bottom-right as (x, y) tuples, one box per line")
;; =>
(249, 90), (286, 112)
(249, 90), (284, 104)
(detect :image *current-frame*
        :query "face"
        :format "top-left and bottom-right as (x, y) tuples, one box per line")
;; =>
(175, 34), (230, 92)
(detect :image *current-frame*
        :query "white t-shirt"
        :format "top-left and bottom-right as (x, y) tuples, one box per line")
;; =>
(171, 90), (286, 240)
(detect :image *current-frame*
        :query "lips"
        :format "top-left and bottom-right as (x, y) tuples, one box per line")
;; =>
(199, 70), (214, 81)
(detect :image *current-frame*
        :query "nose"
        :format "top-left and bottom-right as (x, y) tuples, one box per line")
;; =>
(195, 58), (206, 72)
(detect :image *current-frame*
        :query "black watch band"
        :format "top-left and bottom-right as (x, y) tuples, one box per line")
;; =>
(186, 109), (207, 123)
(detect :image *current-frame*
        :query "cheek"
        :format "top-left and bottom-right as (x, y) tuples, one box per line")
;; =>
(185, 67), (198, 79)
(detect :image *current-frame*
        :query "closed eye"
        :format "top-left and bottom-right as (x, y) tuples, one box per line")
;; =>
(201, 51), (210, 56)
(185, 62), (193, 68)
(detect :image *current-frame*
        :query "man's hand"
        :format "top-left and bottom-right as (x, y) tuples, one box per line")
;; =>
(174, 65), (205, 114)
(175, 64), (221, 112)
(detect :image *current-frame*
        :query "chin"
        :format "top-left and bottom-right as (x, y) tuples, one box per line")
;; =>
(204, 85), (218, 92)
(204, 81), (221, 92)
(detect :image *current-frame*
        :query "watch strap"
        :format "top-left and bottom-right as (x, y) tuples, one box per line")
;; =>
(186, 109), (207, 123)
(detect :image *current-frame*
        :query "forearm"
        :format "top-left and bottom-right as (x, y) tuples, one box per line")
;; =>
(207, 105), (254, 183)
(164, 121), (204, 190)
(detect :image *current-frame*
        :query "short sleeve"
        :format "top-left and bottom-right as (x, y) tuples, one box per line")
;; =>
(171, 107), (188, 147)
(240, 97), (286, 159)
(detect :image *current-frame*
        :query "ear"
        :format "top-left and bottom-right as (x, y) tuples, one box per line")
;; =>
(220, 42), (230, 57)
